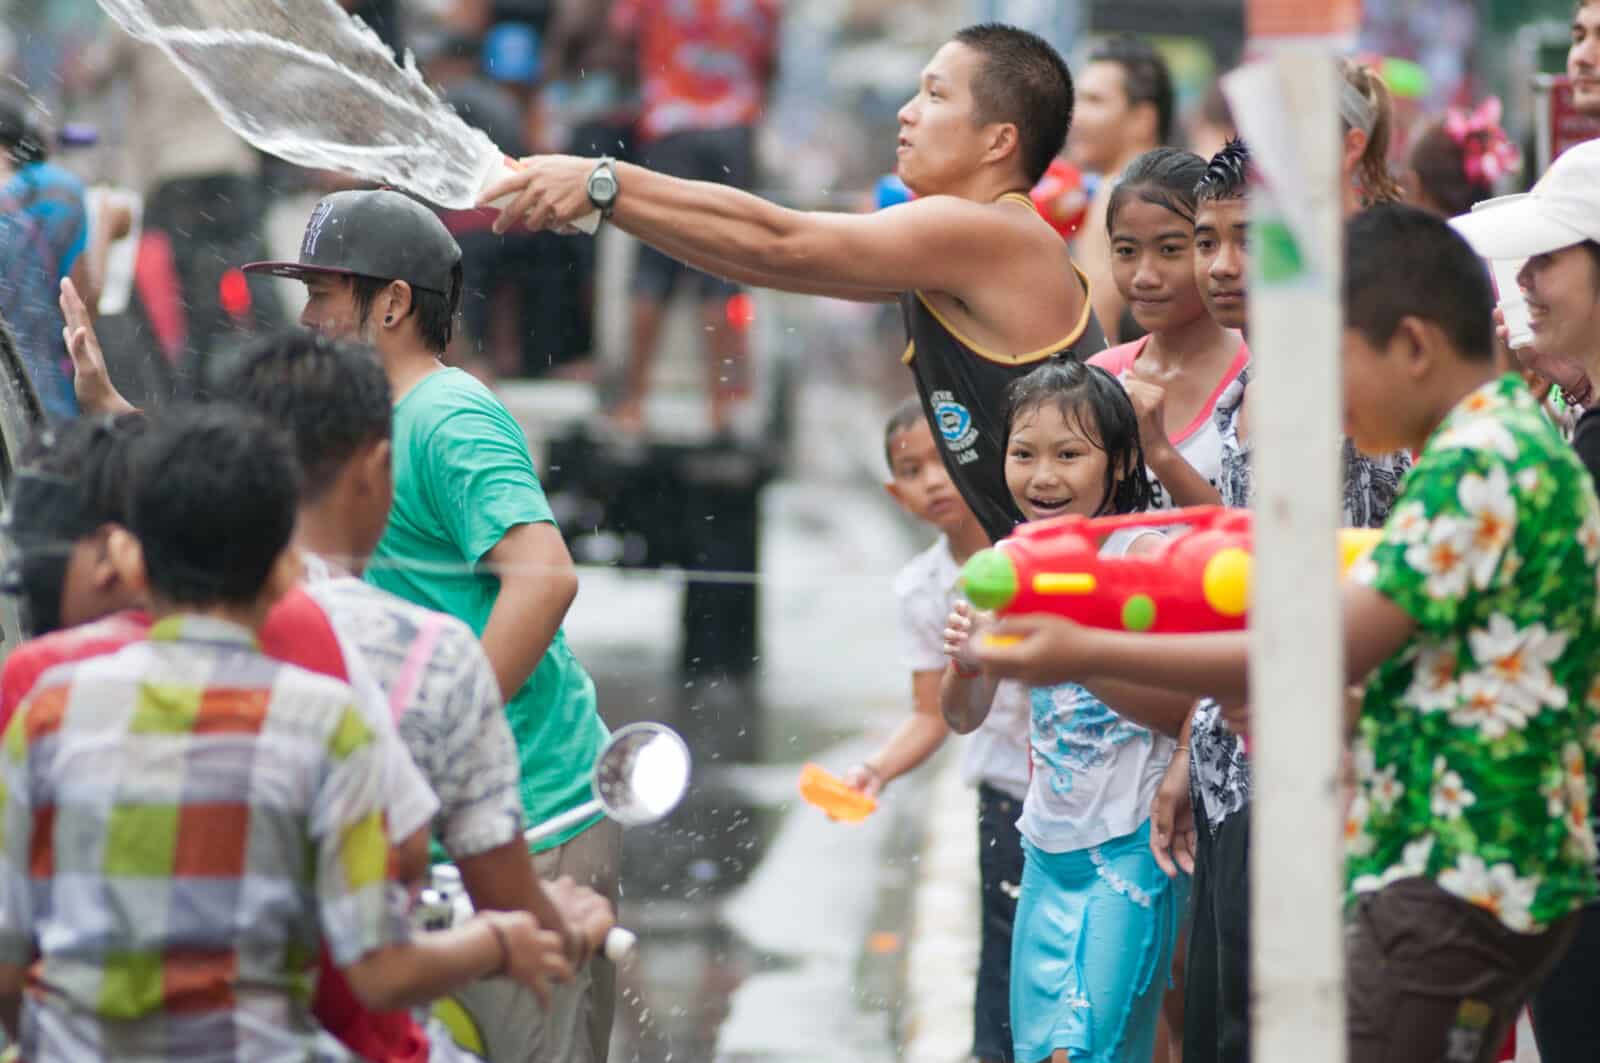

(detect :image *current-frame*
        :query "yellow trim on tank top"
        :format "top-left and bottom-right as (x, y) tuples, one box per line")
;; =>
(910, 263), (1094, 367)
(901, 341), (916, 365)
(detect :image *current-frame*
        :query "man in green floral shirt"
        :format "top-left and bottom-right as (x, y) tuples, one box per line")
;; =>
(968, 205), (1600, 1063)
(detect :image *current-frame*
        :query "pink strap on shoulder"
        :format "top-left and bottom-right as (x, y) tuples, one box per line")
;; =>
(388, 613), (447, 723)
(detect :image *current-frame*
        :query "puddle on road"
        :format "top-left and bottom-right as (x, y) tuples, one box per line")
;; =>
(598, 663), (899, 1063)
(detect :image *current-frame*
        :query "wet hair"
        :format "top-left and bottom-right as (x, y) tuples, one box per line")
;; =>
(1088, 36), (1176, 146)
(1106, 147), (1208, 233)
(220, 327), (393, 501)
(1003, 358), (1154, 516)
(1195, 138), (1250, 203)
(1344, 204), (1493, 363)
(2, 413), (148, 633)
(0, 85), (49, 165)
(126, 404), (300, 607)
(883, 396), (927, 472)
(351, 262), (464, 353)
(1406, 117), (1504, 218)
(950, 23), (1075, 185)
(1340, 58), (1404, 206)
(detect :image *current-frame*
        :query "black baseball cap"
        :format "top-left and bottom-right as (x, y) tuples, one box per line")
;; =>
(243, 189), (463, 297)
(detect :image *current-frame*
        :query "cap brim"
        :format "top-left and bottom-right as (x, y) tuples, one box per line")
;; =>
(240, 260), (363, 281)
(1449, 200), (1589, 261)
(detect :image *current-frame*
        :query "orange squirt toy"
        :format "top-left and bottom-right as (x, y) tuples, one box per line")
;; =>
(799, 763), (878, 823)
(961, 506), (1381, 631)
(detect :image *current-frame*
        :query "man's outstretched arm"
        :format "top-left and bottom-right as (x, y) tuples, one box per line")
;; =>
(481, 157), (1037, 298)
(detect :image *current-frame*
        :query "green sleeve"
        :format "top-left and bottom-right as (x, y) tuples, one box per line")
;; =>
(419, 399), (556, 565)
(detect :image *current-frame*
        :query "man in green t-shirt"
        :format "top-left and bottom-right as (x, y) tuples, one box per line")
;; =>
(971, 205), (1600, 1063)
(242, 190), (617, 1063)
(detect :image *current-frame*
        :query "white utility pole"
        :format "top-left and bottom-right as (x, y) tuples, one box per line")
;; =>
(1225, 1), (1358, 1058)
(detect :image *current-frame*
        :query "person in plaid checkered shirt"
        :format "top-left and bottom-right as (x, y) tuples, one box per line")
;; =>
(0, 407), (569, 1061)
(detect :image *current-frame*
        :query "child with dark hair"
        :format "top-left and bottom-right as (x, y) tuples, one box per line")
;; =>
(0, 412), (148, 636)
(1133, 136), (1405, 1063)
(1404, 98), (1520, 218)
(845, 397), (1030, 1063)
(0, 406), (574, 1060)
(222, 327), (617, 1063)
(978, 204), (1600, 1063)
(942, 359), (1194, 1063)
(1089, 147), (1247, 510)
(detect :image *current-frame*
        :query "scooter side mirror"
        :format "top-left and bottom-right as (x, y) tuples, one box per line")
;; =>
(592, 722), (692, 827)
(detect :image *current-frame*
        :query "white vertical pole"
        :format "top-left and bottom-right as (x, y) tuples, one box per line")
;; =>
(1226, 45), (1348, 1063)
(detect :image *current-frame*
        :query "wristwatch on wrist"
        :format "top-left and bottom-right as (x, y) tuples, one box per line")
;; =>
(586, 156), (620, 219)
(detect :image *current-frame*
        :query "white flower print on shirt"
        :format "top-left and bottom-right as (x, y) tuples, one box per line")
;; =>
(1467, 615), (1570, 716)
(1450, 671), (1533, 740)
(1438, 853), (1540, 932)
(1457, 466), (1517, 589)
(1370, 764), (1405, 813)
(1404, 644), (1460, 713)
(1430, 756), (1477, 819)
(1389, 502), (1431, 545)
(1352, 834), (1436, 894)
(1405, 517), (1474, 601)
(1435, 417), (1519, 462)
(1345, 792), (1375, 858)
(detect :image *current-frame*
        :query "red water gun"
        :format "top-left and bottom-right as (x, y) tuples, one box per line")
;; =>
(960, 506), (1379, 632)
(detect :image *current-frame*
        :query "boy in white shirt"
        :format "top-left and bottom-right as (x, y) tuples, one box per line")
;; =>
(844, 399), (1031, 1063)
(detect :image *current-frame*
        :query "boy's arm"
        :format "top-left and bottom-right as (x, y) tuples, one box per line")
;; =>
(480, 522), (578, 702)
(975, 582), (1416, 701)
(482, 158), (1050, 300)
(846, 670), (949, 796)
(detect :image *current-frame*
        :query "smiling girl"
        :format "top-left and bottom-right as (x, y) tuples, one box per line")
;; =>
(940, 360), (1191, 1063)
(1089, 148), (1247, 509)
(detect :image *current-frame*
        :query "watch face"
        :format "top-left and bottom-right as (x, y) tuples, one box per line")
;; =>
(591, 172), (618, 202)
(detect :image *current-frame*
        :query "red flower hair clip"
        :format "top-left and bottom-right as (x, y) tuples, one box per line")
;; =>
(1443, 97), (1520, 187)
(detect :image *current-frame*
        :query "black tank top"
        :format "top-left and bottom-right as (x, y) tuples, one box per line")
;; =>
(900, 196), (1106, 542)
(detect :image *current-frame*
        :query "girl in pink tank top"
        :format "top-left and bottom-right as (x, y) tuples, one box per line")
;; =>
(1088, 148), (1248, 510)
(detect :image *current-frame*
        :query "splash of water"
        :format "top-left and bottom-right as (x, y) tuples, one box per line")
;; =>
(95, 0), (499, 208)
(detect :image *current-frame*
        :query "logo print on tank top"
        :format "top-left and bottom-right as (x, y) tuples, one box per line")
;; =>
(931, 390), (980, 465)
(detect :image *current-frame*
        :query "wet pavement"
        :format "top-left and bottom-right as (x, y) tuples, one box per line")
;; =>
(557, 387), (941, 1062)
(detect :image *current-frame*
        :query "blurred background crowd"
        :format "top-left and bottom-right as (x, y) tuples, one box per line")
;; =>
(0, 3), (1595, 1060)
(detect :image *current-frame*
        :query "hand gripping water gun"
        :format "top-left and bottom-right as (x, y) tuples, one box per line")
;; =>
(959, 506), (1381, 631)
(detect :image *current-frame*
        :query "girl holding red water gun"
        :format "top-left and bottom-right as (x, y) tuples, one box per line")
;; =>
(941, 359), (1195, 1063)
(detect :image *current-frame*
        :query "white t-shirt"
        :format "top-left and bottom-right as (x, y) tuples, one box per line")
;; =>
(895, 536), (1031, 800)
(1017, 527), (1176, 853)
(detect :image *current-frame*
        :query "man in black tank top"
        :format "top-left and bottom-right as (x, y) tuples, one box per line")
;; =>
(900, 264), (1105, 540)
(484, 24), (1104, 542)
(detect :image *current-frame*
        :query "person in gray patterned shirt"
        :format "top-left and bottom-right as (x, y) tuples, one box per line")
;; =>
(223, 328), (617, 1062)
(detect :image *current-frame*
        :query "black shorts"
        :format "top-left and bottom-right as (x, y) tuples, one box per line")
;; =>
(975, 784), (1025, 1062)
(633, 125), (757, 302)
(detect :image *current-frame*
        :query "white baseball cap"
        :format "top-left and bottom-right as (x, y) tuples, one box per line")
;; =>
(1449, 139), (1600, 261)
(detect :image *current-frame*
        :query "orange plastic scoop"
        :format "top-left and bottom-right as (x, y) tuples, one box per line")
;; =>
(799, 763), (878, 823)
